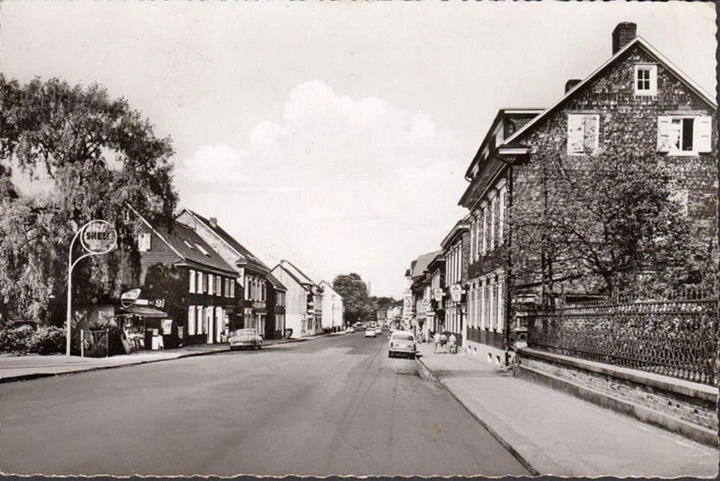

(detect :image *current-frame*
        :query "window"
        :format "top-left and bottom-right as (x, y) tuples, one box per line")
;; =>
(489, 195), (497, 251)
(195, 243), (210, 257)
(216, 276), (222, 296)
(481, 205), (488, 255)
(188, 306), (196, 335)
(189, 269), (196, 293)
(634, 65), (657, 96)
(197, 271), (204, 294)
(657, 116), (712, 154)
(230, 279), (235, 299)
(208, 274), (215, 295)
(567, 114), (600, 155)
(498, 186), (507, 245)
(183, 240), (194, 250)
(138, 233), (151, 252)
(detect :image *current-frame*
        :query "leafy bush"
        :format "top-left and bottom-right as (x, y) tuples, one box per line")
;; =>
(30, 326), (66, 354)
(0, 325), (66, 355)
(0, 325), (35, 354)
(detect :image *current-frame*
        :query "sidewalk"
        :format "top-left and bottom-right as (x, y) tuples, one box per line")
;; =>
(0, 337), (304, 383)
(415, 343), (718, 478)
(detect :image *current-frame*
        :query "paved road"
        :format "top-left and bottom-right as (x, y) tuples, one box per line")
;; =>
(0, 332), (530, 477)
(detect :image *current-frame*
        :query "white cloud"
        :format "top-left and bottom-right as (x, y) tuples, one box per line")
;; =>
(179, 80), (470, 296)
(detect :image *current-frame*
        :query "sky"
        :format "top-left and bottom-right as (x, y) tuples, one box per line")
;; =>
(0, 1), (716, 298)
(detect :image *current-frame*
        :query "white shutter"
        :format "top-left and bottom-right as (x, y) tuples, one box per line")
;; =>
(583, 115), (599, 153)
(657, 116), (673, 153)
(208, 274), (214, 295)
(567, 114), (585, 154)
(189, 269), (196, 293)
(188, 306), (196, 335)
(694, 116), (713, 153)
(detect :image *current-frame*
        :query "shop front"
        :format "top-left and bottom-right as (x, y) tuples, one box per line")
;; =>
(117, 304), (173, 353)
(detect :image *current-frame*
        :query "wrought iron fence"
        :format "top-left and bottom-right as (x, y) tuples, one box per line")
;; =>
(527, 289), (718, 385)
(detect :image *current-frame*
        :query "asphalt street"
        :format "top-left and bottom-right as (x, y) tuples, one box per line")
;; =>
(0, 331), (530, 477)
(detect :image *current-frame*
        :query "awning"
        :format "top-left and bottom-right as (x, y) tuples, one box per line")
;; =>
(117, 305), (169, 318)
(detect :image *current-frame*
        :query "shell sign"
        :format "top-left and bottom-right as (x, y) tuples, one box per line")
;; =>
(80, 220), (118, 254)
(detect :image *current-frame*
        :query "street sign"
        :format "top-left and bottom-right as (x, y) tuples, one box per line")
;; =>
(80, 220), (117, 254)
(120, 288), (141, 308)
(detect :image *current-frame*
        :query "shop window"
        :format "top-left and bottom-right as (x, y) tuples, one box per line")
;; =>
(567, 114), (600, 155)
(657, 116), (712, 154)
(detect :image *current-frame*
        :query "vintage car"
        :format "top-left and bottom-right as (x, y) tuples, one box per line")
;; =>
(364, 327), (377, 338)
(229, 328), (263, 350)
(388, 330), (417, 358)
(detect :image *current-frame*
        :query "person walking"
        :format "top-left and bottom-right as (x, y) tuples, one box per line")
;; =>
(433, 331), (441, 353)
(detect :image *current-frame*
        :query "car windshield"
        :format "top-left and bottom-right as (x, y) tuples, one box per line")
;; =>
(392, 333), (414, 341)
(235, 329), (258, 336)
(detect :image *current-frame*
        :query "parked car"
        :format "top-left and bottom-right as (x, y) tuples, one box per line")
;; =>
(229, 328), (263, 350)
(347, 326), (355, 333)
(388, 331), (416, 358)
(364, 328), (377, 338)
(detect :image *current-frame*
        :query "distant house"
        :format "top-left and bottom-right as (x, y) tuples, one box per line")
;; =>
(270, 260), (322, 338)
(319, 280), (344, 332)
(440, 217), (470, 341)
(176, 209), (273, 336)
(266, 272), (287, 339)
(405, 250), (441, 339)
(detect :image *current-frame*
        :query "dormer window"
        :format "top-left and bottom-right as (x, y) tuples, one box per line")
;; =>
(195, 243), (210, 257)
(635, 65), (657, 96)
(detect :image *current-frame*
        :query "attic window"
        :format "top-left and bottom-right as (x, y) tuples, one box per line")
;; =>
(183, 240), (194, 250)
(635, 65), (657, 96)
(138, 233), (151, 252)
(195, 244), (210, 257)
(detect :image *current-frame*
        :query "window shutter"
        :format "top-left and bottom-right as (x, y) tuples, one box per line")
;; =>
(583, 115), (599, 153)
(188, 306), (196, 335)
(189, 269), (196, 293)
(694, 116), (712, 153)
(567, 115), (584, 154)
(657, 116), (673, 153)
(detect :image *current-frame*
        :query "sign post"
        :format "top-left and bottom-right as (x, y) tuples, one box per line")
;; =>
(66, 220), (118, 356)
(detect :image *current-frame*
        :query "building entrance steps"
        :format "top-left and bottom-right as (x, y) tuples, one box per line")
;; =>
(414, 343), (718, 478)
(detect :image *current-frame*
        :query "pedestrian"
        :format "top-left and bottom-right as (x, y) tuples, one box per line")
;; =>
(448, 333), (457, 354)
(433, 331), (441, 353)
(439, 333), (448, 353)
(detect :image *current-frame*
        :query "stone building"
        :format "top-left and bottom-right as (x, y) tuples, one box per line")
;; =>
(460, 23), (717, 365)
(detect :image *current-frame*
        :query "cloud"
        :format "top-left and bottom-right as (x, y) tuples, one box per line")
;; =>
(178, 80), (470, 296)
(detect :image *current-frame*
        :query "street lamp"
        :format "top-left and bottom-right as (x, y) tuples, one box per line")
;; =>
(66, 220), (118, 356)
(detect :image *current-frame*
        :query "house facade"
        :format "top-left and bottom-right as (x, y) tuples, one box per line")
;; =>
(176, 209), (273, 335)
(266, 272), (287, 339)
(319, 281), (344, 332)
(460, 23), (717, 365)
(270, 259), (322, 338)
(440, 217), (470, 343)
(426, 253), (445, 334)
(131, 210), (239, 348)
(406, 251), (441, 340)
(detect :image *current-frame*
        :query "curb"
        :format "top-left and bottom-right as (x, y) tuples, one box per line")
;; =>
(415, 356), (540, 477)
(0, 336), (316, 384)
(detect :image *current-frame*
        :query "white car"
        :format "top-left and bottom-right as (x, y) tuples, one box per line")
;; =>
(229, 328), (263, 350)
(388, 331), (417, 358)
(364, 328), (377, 338)
(347, 326), (355, 333)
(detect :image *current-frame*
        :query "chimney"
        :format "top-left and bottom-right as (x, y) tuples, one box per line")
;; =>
(565, 79), (582, 93)
(210, 217), (218, 228)
(612, 22), (637, 54)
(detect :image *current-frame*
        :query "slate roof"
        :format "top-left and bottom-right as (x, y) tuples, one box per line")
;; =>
(410, 250), (442, 279)
(265, 272), (287, 292)
(183, 209), (270, 274)
(279, 259), (316, 287)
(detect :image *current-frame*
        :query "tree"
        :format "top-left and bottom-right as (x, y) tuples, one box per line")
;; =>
(0, 75), (178, 325)
(332, 273), (372, 325)
(512, 146), (709, 301)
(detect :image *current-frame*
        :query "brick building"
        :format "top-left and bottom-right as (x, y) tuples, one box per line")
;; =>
(460, 23), (717, 365)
